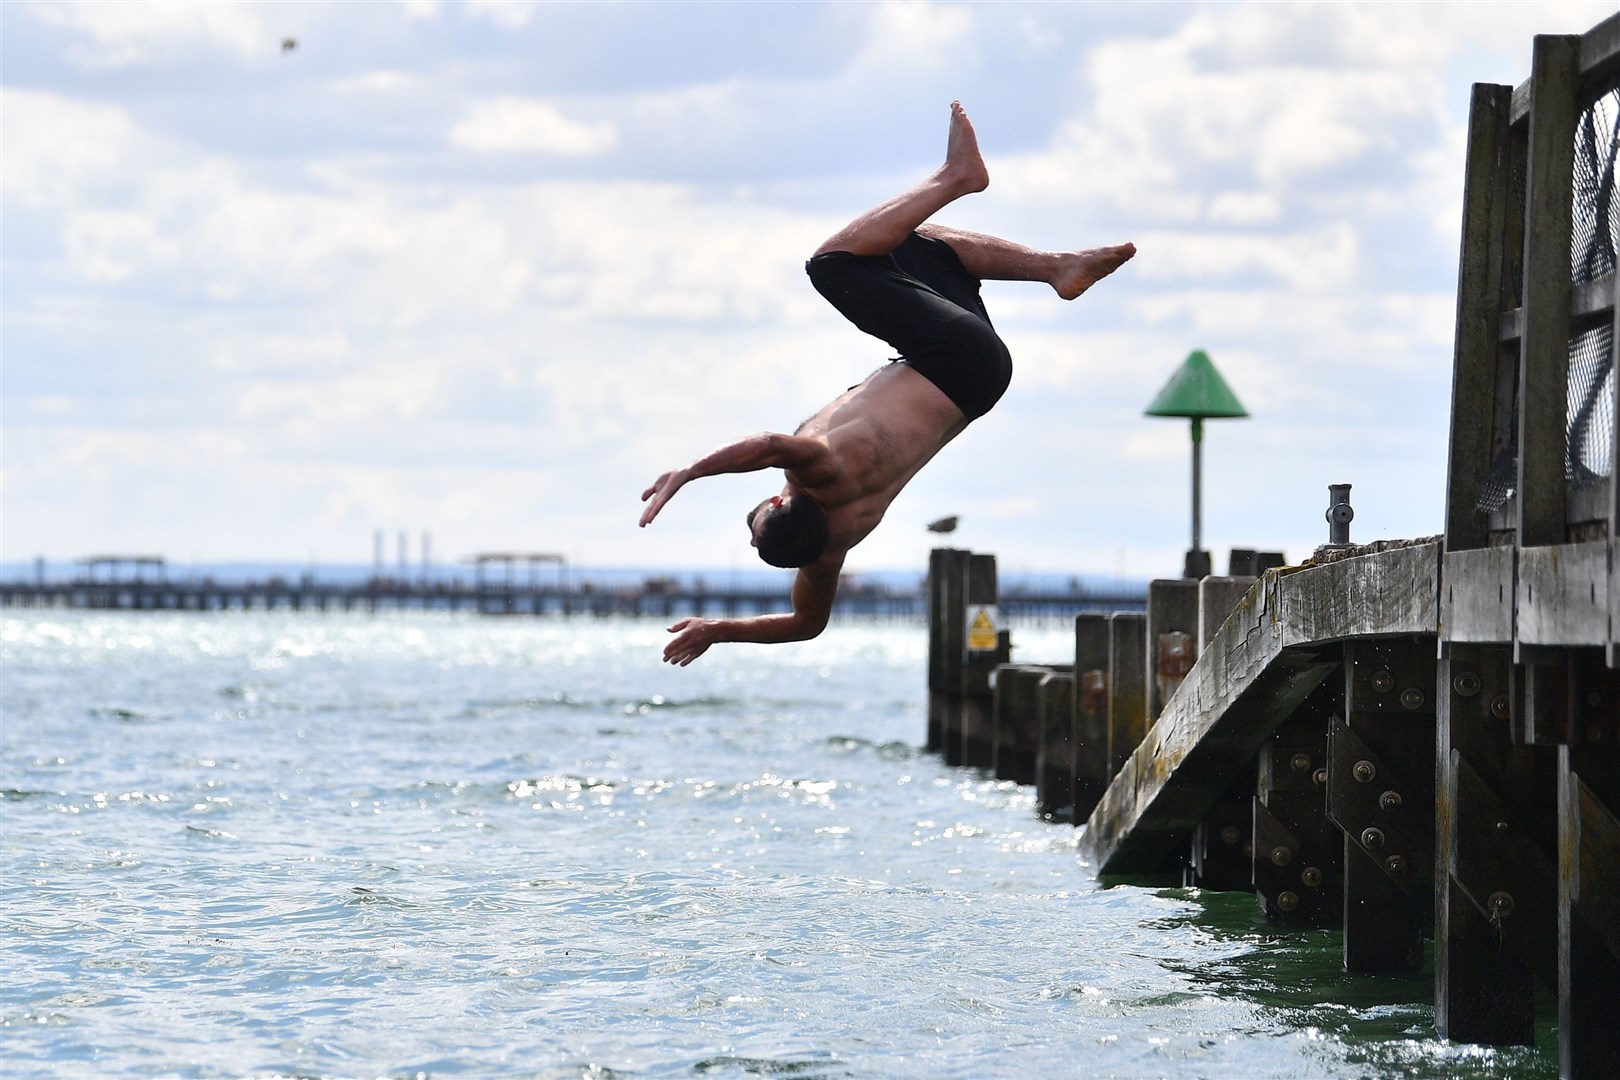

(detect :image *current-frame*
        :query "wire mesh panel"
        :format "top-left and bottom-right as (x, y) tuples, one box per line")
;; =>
(1567, 86), (1619, 489)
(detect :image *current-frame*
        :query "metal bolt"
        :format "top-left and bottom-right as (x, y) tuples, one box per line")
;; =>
(1491, 695), (1510, 721)
(1496, 819), (1510, 833)
(1371, 669), (1396, 694)
(1313, 768), (1328, 788)
(1353, 760), (1377, 784)
(1379, 790), (1403, 811)
(1361, 827), (1386, 850)
(1277, 891), (1300, 913)
(1290, 752), (1312, 773)
(1488, 891), (1515, 920)
(1453, 671), (1482, 698)
(1271, 845), (1293, 867)
(1400, 687), (1426, 711)
(1301, 867), (1323, 888)
(1220, 825), (1241, 846)
(1384, 854), (1408, 878)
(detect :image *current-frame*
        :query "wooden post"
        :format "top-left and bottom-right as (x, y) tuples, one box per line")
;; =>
(1036, 670), (1076, 819)
(927, 548), (969, 765)
(1435, 644), (1555, 1046)
(1198, 575), (1256, 657)
(1329, 638), (1435, 973)
(1073, 614), (1111, 820)
(1444, 82), (1515, 552)
(1106, 613), (1148, 779)
(1517, 35), (1580, 551)
(958, 553), (1002, 770)
(1147, 579), (1200, 719)
(1186, 764), (1257, 892)
(1557, 654), (1620, 1078)
(992, 665), (1044, 786)
(1254, 676), (1342, 924)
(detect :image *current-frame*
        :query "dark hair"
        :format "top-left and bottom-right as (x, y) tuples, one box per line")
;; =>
(750, 497), (830, 568)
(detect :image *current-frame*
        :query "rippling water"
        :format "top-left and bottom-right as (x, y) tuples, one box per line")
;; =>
(2, 612), (1555, 1078)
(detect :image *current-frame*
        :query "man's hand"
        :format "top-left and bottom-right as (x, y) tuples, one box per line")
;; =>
(663, 617), (723, 666)
(639, 468), (689, 527)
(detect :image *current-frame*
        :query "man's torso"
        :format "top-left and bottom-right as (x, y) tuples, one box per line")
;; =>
(787, 364), (968, 552)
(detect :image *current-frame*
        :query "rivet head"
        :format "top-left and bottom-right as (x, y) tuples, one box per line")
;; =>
(1353, 760), (1377, 784)
(1453, 671), (1482, 698)
(1220, 825), (1241, 846)
(1277, 891), (1300, 912)
(1271, 845), (1293, 867)
(1384, 854), (1408, 878)
(1400, 687), (1426, 711)
(1361, 827), (1386, 850)
(1488, 891), (1515, 919)
(1495, 819), (1510, 833)
(1312, 768), (1328, 787)
(1371, 669), (1396, 694)
(1379, 790), (1403, 811)
(1301, 866), (1323, 888)
(1290, 752), (1312, 773)
(1491, 695), (1511, 721)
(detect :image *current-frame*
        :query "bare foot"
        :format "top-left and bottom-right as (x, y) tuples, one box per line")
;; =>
(1053, 242), (1136, 300)
(940, 100), (989, 196)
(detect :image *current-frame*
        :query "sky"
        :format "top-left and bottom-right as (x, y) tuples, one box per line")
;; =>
(4, 0), (1617, 582)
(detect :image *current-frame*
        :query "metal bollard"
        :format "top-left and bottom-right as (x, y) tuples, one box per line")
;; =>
(1325, 484), (1354, 547)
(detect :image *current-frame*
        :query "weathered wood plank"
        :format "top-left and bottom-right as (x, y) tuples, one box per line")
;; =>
(1106, 613), (1147, 778)
(1083, 544), (1442, 874)
(1441, 546), (1514, 644)
(1073, 614), (1111, 820)
(1198, 575), (1255, 657)
(1518, 35), (1580, 548)
(1147, 579), (1199, 720)
(1449, 82), (1515, 551)
(1517, 540), (1609, 648)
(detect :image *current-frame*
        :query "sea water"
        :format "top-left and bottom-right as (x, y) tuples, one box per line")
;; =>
(1, 612), (1555, 1078)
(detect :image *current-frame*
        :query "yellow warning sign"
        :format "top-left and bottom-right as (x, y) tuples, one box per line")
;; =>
(966, 605), (998, 653)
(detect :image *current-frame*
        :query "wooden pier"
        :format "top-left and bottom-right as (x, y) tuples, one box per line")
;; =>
(926, 15), (1620, 1078)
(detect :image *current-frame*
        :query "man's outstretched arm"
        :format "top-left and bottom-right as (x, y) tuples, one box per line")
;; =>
(639, 432), (829, 528)
(661, 558), (841, 665)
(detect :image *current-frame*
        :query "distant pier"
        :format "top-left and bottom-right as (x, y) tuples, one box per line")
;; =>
(0, 555), (1145, 623)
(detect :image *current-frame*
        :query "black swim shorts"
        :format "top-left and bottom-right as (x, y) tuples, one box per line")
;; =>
(805, 232), (1012, 422)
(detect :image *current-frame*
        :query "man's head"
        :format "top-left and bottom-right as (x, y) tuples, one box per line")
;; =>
(746, 494), (830, 568)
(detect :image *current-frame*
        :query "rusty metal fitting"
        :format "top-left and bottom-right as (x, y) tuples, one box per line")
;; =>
(1277, 891), (1300, 913)
(1371, 669), (1395, 694)
(1360, 827), (1386, 850)
(1270, 845), (1293, 867)
(1220, 825), (1241, 846)
(1290, 752), (1312, 773)
(1453, 671), (1481, 698)
(1301, 866), (1323, 888)
(1352, 760), (1377, 784)
(1384, 854), (1408, 878)
(1379, 790), (1403, 812)
(1400, 687), (1426, 711)
(1490, 695), (1510, 721)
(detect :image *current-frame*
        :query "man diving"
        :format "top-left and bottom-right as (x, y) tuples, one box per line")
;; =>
(639, 101), (1134, 665)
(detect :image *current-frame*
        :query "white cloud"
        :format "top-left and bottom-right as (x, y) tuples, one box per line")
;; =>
(449, 97), (618, 156)
(1, 90), (144, 206)
(26, 0), (268, 67)
(463, 0), (534, 30)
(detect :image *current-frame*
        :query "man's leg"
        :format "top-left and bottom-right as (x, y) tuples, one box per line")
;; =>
(918, 224), (1136, 302)
(813, 101), (988, 258)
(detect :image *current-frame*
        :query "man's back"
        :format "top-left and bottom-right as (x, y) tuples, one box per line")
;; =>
(786, 362), (968, 554)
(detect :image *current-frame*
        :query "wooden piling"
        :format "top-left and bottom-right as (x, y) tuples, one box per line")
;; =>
(1106, 612), (1148, 780)
(1035, 670), (1076, 820)
(1146, 579), (1199, 721)
(1073, 614), (1112, 821)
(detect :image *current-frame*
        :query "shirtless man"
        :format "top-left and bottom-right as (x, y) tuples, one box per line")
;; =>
(639, 102), (1134, 665)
